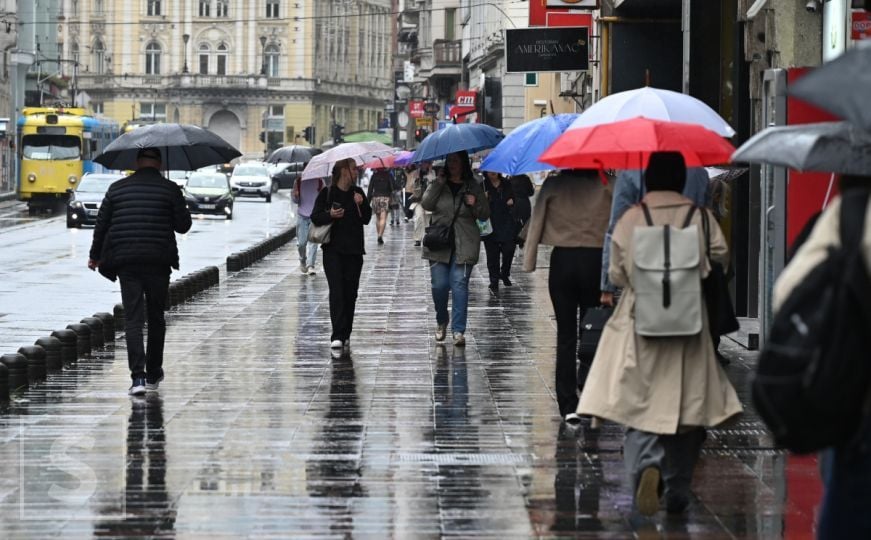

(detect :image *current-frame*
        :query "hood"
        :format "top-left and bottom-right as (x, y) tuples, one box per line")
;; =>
(186, 187), (229, 197)
(71, 191), (108, 204)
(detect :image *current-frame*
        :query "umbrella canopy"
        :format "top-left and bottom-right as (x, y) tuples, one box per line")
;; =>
(266, 145), (317, 164)
(479, 114), (578, 175)
(301, 141), (395, 180)
(789, 47), (871, 132)
(362, 150), (411, 170)
(539, 117), (736, 170)
(411, 123), (504, 163)
(392, 150), (415, 167)
(95, 123), (241, 171)
(568, 86), (736, 137)
(731, 121), (871, 175)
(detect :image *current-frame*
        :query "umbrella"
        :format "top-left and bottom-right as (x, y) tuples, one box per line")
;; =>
(789, 47), (871, 132)
(266, 145), (317, 164)
(539, 117), (736, 170)
(392, 150), (415, 167)
(411, 123), (504, 163)
(362, 150), (411, 170)
(94, 123), (241, 170)
(731, 121), (871, 175)
(479, 114), (578, 175)
(301, 141), (395, 180)
(568, 86), (736, 137)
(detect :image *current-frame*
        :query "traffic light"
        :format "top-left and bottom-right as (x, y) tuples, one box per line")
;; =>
(303, 126), (313, 144)
(332, 124), (345, 144)
(415, 127), (428, 142)
(258, 131), (266, 143)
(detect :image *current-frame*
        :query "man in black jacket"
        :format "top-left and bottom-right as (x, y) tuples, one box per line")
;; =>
(88, 148), (192, 396)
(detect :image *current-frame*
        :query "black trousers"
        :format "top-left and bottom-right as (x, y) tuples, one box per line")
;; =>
(322, 249), (364, 342)
(548, 247), (603, 416)
(119, 265), (170, 381)
(483, 238), (516, 285)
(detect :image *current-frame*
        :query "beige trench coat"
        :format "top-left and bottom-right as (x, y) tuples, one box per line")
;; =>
(577, 191), (743, 434)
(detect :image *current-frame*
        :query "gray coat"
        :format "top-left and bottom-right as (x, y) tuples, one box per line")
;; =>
(421, 177), (490, 265)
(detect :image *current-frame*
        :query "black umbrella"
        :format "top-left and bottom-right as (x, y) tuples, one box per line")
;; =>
(266, 145), (317, 164)
(94, 123), (241, 171)
(790, 47), (871, 132)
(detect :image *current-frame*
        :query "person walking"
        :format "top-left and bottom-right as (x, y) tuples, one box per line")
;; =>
(577, 152), (742, 517)
(389, 168), (405, 227)
(367, 167), (393, 244)
(421, 151), (489, 347)
(311, 158), (372, 353)
(523, 169), (611, 423)
(87, 147), (192, 396)
(292, 174), (324, 275)
(510, 174), (535, 248)
(481, 170), (517, 294)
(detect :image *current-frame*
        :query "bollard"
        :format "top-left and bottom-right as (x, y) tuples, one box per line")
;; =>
(51, 329), (78, 364)
(35, 336), (63, 370)
(18, 345), (46, 383)
(114, 303), (125, 330)
(168, 281), (183, 306)
(66, 323), (92, 356)
(80, 317), (104, 348)
(227, 253), (241, 272)
(0, 363), (8, 401)
(0, 353), (28, 391)
(92, 312), (115, 342)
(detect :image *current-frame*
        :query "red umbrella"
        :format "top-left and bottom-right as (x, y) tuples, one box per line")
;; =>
(362, 151), (406, 170)
(539, 116), (736, 170)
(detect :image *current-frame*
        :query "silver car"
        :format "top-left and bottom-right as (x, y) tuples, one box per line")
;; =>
(230, 163), (273, 202)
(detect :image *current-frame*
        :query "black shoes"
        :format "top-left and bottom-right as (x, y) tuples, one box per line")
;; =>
(414, 240), (421, 247)
(489, 282), (499, 294)
(129, 377), (146, 396)
(377, 236), (384, 244)
(502, 277), (513, 287)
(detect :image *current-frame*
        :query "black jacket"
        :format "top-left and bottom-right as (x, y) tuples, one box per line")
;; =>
(89, 167), (192, 275)
(311, 185), (372, 255)
(483, 177), (516, 243)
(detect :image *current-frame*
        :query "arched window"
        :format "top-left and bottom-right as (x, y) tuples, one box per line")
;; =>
(145, 42), (161, 75)
(265, 44), (279, 77)
(198, 43), (210, 74)
(216, 42), (228, 75)
(71, 42), (80, 66)
(92, 39), (105, 74)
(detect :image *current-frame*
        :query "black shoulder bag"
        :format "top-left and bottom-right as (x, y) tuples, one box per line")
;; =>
(701, 208), (740, 337)
(422, 190), (462, 251)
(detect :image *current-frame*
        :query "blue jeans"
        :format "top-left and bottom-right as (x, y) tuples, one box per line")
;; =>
(430, 256), (471, 333)
(818, 426), (871, 539)
(296, 215), (319, 269)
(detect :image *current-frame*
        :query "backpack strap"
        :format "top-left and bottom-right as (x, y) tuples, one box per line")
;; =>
(682, 205), (698, 229)
(640, 202), (654, 226)
(840, 190), (870, 251)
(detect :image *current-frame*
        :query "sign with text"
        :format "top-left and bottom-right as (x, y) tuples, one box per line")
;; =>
(505, 27), (589, 73)
(409, 100), (425, 118)
(546, 0), (598, 7)
(450, 89), (478, 119)
(853, 11), (871, 40)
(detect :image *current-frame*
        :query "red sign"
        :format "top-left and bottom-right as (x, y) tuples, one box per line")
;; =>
(449, 90), (478, 120)
(530, 0), (596, 26)
(548, 12), (591, 28)
(409, 100), (425, 119)
(852, 11), (871, 40)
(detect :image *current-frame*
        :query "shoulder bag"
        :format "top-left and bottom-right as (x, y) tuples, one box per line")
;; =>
(307, 187), (333, 245)
(423, 190), (462, 250)
(700, 209), (740, 337)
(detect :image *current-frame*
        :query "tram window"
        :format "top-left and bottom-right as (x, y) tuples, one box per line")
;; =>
(22, 135), (81, 160)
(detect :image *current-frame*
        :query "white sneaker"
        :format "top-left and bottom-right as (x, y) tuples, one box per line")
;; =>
(435, 324), (447, 342)
(564, 413), (582, 425)
(330, 339), (343, 349)
(453, 332), (466, 347)
(307, 266), (317, 275)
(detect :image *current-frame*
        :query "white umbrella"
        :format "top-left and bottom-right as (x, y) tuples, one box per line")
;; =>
(301, 141), (395, 181)
(569, 86), (736, 138)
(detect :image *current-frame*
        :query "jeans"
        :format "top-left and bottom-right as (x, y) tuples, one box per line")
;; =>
(430, 256), (472, 333)
(483, 239), (516, 285)
(118, 265), (170, 382)
(818, 426), (871, 539)
(624, 427), (706, 510)
(322, 249), (364, 342)
(296, 215), (319, 269)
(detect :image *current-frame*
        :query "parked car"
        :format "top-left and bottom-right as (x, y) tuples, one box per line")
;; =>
(270, 162), (306, 190)
(230, 163), (274, 202)
(184, 171), (234, 219)
(66, 172), (125, 228)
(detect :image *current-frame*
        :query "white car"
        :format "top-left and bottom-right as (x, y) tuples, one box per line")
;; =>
(230, 163), (274, 202)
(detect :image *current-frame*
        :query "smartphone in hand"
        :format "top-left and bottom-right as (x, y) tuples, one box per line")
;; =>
(332, 202), (342, 210)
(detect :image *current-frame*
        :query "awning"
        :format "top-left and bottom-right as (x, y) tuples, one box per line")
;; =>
(449, 90), (478, 119)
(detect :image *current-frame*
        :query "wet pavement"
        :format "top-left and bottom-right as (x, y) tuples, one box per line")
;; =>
(0, 221), (820, 538)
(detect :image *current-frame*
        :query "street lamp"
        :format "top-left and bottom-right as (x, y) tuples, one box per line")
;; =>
(182, 33), (190, 73)
(259, 36), (267, 76)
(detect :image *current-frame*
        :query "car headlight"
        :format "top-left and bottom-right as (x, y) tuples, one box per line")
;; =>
(68, 175), (78, 184)
(70, 201), (83, 209)
(27, 173), (36, 183)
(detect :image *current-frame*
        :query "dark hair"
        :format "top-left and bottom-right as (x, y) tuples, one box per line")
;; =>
(446, 150), (474, 183)
(137, 147), (161, 161)
(331, 158), (355, 185)
(644, 152), (686, 193)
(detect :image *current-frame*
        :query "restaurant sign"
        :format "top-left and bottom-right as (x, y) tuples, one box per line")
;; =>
(505, 27), (589, 73)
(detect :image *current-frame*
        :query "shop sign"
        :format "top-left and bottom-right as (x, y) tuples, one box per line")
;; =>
(853, 11), (871, 40)
(505, 27), (589, 73)
(409, 100), (425, 118)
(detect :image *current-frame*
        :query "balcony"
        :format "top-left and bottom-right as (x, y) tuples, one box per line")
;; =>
(75, 73), (315, 93)
(432, 40), (462, 78)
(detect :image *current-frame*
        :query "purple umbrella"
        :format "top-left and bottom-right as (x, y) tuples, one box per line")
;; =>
(392, 151), (415, 167)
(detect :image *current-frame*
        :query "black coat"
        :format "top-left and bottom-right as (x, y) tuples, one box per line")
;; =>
(311, 185), (372, 255)
(483, 178), (516, 243)
(89, 167), (192, 276)
(510, 175), (535, 224)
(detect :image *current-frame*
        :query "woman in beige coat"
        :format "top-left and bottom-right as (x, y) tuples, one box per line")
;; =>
(576, 152), (742, 517)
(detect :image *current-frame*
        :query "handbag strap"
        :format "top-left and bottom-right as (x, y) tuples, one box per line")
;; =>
(429, 184), (463, 227)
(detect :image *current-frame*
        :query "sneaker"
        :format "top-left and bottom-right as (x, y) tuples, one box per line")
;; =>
(307, 266), (317, 275)
(145, 374), (164, 392)
(502, 277), (513, 287)
(129, 377), (146, 396)
(414, 240), (421, 247)
(635, 467), (661, 516)
(489, 283), (499, 294)
(377, 236), (384, 244)
(330, 339), (343, 349)
(564, 412), (582, 425)
(300, 265), (308, 274)
(435, 324), (447, 342)
(453, 332), (466, 347)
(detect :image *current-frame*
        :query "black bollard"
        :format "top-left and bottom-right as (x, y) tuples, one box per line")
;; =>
(92, 312), (115, 342)
(35, 336), (63, 370)
(80, 317), (104, 348)
(66, 323), (92, 356)
(51, 329), (78, 364)
(18, 345), (46, 383)
(0, 363), (8, 401)
(113, 303), (125, 330)
(0, 353), (28, 390)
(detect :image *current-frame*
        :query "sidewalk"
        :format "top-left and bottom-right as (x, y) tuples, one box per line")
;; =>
(0, 222), (813, 538)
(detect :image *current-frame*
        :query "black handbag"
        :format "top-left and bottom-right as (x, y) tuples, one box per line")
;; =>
(701, 210), (740, 337)
(422, 196), (461, 251)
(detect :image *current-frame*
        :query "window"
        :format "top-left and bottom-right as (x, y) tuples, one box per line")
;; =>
(140, 103), (166, 121)
(198, 44), (210, 74)
(94, 0), (104, 14)
(71, 42), (80, 66)
(268, 105), (283, 117)
(199, 0), (210, 16)
(92, 102), (104, 115)
(266, 0), (279, 18)
(216, 0), (229, 17)
(145, 42), (161, 74)
(92, 39), (105, 74)
(265, 44), (279, 77)
(147, 0), (161, 16)
(525, 72), (538, 86)
(216, 43), (228, 75)
(71, 0), (78, 16)
(445, 8), (456, 41)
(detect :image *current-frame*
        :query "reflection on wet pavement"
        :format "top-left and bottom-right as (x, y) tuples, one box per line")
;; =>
(0, 223), (818, 538)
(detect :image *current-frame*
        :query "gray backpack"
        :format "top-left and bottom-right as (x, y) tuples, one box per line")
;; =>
(631, 204), (703, 337)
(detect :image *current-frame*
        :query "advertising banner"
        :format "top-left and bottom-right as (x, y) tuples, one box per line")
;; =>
(853, 11), (871, 40)
(409, 100), (425, 119)
(505, 27), (589, 73)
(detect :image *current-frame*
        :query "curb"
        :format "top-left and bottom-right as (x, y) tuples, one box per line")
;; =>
(227, 225), (296, 272)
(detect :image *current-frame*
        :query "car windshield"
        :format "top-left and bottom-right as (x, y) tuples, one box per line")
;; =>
(234, 165), (267, 176)
(22, 135), (81, 160)
(187, 174), (227, 188)
(168, 170), (188, 180)
(76, 175), (120, 193)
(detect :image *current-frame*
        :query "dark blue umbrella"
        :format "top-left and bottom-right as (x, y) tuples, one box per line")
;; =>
(479, 114), (578, 175)
(411, 123), (504, 163)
